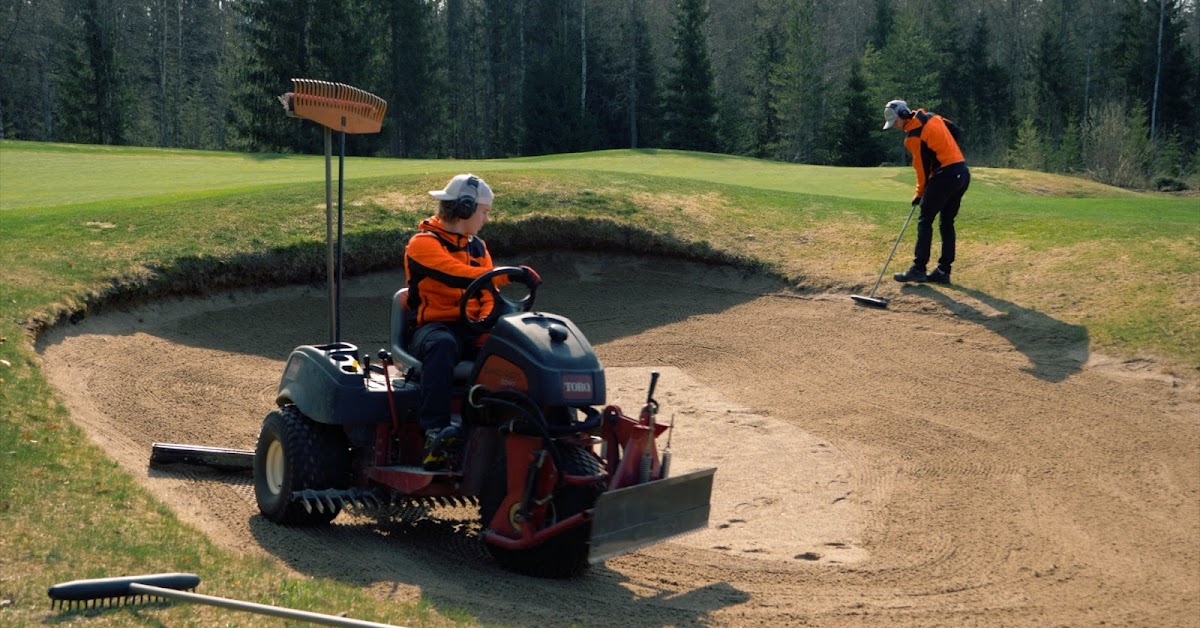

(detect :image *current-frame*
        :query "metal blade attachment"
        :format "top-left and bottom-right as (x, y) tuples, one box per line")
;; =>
(150, 442), (254, 471)
(589, 467), (716, 564)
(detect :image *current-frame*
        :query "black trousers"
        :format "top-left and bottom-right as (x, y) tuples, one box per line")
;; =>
(913, 162), (970, 271)
(411, 322), (479, 432)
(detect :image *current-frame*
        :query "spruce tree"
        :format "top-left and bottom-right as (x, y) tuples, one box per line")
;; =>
(56, 0), (126, 145)
(522, 0), (584, 155)
(663, 0), (718, 152)
(1113, 0), (1195, 148)
(835, 59), (881, 166)
(375, 0), (440, 157)
(233, 0), (312, 152)
(963, 13), (1013, 163)
(621, 0), (661, 149)
(744, 0), (783, 158)
(770, 0), (826, 163)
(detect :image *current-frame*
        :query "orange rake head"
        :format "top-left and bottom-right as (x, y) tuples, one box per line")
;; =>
(278, 79), (386, 134)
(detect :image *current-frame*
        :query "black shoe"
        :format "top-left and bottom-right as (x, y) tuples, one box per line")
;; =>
(926, 267), (951, 284)
(893, 266), (928, 283)
(422, 426), (462, 471)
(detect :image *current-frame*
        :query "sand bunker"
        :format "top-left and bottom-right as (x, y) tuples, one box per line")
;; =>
(38, 252), (1199, 626)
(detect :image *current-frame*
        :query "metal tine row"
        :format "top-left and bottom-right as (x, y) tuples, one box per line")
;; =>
(294, 490), (480, 515)
(399, 495), (477, 509)
(52, 593), (185, 610)
(295, 489), (383, 514)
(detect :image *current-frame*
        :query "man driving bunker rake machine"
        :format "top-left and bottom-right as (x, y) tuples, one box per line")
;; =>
(149, 80), (717, 579)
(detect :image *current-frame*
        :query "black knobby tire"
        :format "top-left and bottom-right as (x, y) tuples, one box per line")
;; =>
(479, 442), (604, 578)
(254, 405), (351, 525)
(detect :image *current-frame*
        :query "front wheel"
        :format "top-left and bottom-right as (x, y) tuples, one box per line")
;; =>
(254, 405), (350, 525)
(480, 442), (604, 578)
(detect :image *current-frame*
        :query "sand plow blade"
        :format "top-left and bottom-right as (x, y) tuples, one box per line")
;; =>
(589, 467), (716, 563)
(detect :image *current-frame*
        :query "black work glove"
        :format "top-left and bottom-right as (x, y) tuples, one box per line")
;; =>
(519, 265), (542, 287)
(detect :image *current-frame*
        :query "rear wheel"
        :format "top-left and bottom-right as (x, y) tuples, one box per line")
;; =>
(254, 405), (351, 525)
(479, 442), (603, 578)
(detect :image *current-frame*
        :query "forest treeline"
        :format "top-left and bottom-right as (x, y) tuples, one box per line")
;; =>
(1, 0), (1197, 190)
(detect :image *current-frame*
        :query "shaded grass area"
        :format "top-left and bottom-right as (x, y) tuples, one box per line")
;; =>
(1, 144), (1197, 626)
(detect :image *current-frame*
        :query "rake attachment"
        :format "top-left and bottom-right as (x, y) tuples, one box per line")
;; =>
(150, 442), (254, 471)
(48, 573), (200, 609)
(49, 573), (405, 627)
(295, 487), (386, 513)
(851, 201), (920, 309)
(280, 79), (387, 134)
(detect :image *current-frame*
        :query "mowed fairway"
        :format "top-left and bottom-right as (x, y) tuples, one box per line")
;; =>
(3, 141), (1199, 626)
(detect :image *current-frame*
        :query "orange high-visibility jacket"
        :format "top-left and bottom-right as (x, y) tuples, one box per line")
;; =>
(902, 109), (965, 198)
(404, 216), (498, 327)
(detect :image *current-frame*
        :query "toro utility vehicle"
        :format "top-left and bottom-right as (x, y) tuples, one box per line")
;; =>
(258, 267), (714, 576)
(151, 80), (715, 578)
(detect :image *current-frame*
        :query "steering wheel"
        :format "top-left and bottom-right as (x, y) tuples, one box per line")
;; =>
(459, 266), (539, 332)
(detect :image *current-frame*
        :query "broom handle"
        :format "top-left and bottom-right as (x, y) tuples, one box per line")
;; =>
(867, 202), (919, 298)
(127, 583), (403, 628)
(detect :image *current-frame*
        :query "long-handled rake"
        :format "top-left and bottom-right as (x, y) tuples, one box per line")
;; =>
(851, 202), (919, 309)
(49, 572), (404, 627)
(146, 80), (386, 473)
(279, 79), (387, 343)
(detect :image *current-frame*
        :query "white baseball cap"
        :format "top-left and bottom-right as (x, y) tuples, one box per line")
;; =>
(429, 173), (494, 206)
(883, 100), (911, 129)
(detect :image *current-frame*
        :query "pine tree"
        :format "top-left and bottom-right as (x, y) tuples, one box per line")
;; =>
(621, 1), (661, 149)
(1113, 0), (1195, 148)
(443, 0), (488, 157)
(663, 0), (718, 152)
(1008, 114), (1046, 171)
(867, 0), (892, 51)
(928, 0), (968, 125)
(834, 58), (881, 166)
(150, 0), (234, 150)
(233, 0), (312, 152)
(962, 13), (1013, 163)
(375, 0), (441, 157)
(1030, 0), (1081, 148)
(742, 0), (783, 158)
(483, 0), (527, 157)
(873, 8), (941, 111)
(521, 0), (584, 155)
(770, 0), (826, 163)
(1049, 117), (1083, 173)
(56, 0), (126, 145)
(581, 12), (628, 151)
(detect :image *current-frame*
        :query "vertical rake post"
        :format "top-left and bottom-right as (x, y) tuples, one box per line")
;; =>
(279, 79), (387, 344)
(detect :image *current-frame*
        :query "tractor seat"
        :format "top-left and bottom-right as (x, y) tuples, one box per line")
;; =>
(390, 288), (474, 381)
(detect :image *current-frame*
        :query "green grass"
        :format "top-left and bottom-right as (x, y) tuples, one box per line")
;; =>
(1, 139), (1197, 625)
